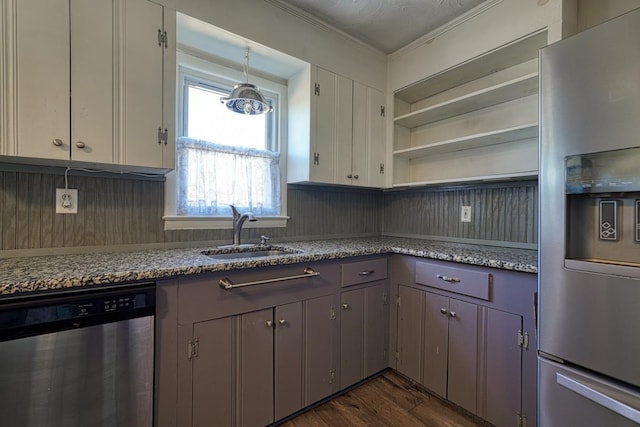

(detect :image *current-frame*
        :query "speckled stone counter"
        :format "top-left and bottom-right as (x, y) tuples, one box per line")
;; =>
(0, 237), (537, 296)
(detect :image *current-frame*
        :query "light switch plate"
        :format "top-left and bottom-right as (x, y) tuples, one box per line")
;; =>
(56, 188), (78, 214)
(461, 206), (471, 222)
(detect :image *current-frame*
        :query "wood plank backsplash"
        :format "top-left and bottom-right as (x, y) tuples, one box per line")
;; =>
(382, 182), (538, 244)
(0, 171), (537, 251)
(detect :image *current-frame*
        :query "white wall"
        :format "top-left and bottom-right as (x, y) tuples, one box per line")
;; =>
(577, 0), (640, 30)
(153, 0), (387, 91)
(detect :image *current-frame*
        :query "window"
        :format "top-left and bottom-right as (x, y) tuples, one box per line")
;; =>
(164, 52), (288, 229)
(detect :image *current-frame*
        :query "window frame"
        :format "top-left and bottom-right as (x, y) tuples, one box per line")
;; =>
(163, 50), (289, 230)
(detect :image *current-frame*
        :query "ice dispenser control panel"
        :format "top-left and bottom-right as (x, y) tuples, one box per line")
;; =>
(566, 147), (640, 194)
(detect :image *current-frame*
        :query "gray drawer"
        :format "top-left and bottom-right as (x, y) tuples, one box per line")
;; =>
(416, 260), (490, 300)
(341, 258), (388, 287)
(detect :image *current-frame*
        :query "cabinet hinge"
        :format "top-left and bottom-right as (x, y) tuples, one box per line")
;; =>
(382, 291), (389, 306)
(379, 163), (385, 174)
(328, 369), (337, 384)
(330, 305), (337, 320)
(517, 330), (530, 349)
(314, 83), (320, 96)
(313, 152), (320, 166)
(157, 29), (168, 48)
(394, 351), (400, 361)
(188, 338), (199, 360)
(380, 106), (385, 117)
(383, 349), (387, 360)
(517, 412), (527, 427)
(158, 127), (168, 145)
(396, 296), (401, 307)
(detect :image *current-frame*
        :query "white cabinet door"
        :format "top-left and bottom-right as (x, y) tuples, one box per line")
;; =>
(71, 0), (115, 164)
(14, 0), (70, 160)
(353, 83), (386, 188)
(366, 86), (386, 188)
(122, 0), (174, 170)
(310, 67), (337, 183)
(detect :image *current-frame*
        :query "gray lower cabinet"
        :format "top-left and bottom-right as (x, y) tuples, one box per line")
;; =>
(423, 291), (478, 414)
(340, 282), (389, 389)
(303, 294), (341, 405)
(392, 255), (536, 427)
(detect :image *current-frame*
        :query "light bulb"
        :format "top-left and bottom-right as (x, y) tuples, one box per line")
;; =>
(243, 101), (253, 115)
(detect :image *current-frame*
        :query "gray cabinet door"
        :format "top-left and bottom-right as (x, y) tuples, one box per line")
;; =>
(423, 291), (449, 398)
(484, 308), (522, 427)
(274, 302), (303, 421)
(447, 298), (479, 415)
(364, 283), (389, 376)
(396, 285), (424, 382)
(192, 316), (235, 427)
(304, 294), (340, 404)
(240, 309), (274, 427)
(340, 289), (364, 388)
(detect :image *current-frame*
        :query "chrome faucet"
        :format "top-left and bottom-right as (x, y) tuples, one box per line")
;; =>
(230, 205), (256, 246)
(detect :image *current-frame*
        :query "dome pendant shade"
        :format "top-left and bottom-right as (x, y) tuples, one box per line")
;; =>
(221, 83), (273, 115)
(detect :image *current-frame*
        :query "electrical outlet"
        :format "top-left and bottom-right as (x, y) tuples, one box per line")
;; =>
(461, 205), (471, 222)
(56, 189), (78, 214)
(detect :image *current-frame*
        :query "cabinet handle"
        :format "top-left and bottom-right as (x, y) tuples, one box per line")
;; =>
(342, 303), (350, 310)
(219, 267), (320, 289)
(278, 319), (287, 326)
(437, 274), (461, 283)
(52, 138), (64, 147)
(449, 311), (457, 318)
(440, 307), (448, 315)
(75, 141), (86, 149)
(353, 174), (359, 179)
(266, 320), (274, 328)
(359, 270), (375, 276)
(347, 174), (353, 179)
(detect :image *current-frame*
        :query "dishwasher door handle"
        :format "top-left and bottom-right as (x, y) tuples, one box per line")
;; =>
(219, 267), (320, 289)
(557, 372), (640, 423)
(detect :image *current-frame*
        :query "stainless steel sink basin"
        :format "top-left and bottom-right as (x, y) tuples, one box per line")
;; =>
(202, 248), (299, 260)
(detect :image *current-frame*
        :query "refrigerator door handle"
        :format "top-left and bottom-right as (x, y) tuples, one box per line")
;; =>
(557, 372), (640, 423)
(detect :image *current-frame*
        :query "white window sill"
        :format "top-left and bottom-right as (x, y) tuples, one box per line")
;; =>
(163, 215), (289, 231)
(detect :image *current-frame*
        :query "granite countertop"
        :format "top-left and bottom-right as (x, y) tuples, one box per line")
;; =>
(0, 236), (537, 296)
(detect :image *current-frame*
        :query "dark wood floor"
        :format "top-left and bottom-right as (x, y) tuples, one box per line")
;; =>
(280, 370), (485, 427)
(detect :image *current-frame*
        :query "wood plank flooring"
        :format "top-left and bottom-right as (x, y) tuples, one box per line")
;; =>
(279, 370), (486, 427)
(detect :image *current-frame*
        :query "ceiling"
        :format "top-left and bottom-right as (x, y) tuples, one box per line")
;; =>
(275, 0), (487, 54)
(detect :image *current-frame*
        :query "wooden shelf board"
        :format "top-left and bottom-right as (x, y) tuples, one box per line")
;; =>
(393, 123), (538, 159)
(394, 73), (539, 129)
(392, 171), (538, 188)
(395, 30), (547, 103)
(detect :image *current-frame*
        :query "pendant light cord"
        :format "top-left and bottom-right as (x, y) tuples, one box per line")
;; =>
(244, 47), (250, 83)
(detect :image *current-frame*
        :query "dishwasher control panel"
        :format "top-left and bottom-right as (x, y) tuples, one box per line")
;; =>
(0, 283), (155, 341)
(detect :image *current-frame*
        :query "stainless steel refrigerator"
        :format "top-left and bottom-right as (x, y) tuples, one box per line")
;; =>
(539, 7), (640, 426)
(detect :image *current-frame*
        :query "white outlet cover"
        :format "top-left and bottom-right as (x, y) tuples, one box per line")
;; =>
(56, 188), (78, 214)
(461, 206), (471, 222)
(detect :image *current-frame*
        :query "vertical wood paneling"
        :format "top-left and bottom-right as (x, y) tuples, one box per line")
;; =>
(15, 172), (30, 249)
(3, 172), (17, 249)
(27, 173), (42, 248)
(40, 173), (54, 248)
(383, 182), (538, 244)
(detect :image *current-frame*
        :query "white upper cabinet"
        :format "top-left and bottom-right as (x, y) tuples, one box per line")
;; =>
(122, 0), (175, 170)
(0, 0), (174, 172)
(288, 65), (386, 188)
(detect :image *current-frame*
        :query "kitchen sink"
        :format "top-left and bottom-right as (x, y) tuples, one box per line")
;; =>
(202, 247), (301, 260)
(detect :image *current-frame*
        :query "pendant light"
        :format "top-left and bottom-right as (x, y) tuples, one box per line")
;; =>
(221, 47), (273, 115)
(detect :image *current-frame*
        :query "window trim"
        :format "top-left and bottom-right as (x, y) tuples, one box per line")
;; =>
(163, 50), (289, 230)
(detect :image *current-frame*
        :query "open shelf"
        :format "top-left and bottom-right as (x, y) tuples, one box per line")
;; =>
(395, 30), (547, 104)
(392, 170), (538, 188)
(394, 73), (538, 129)
(393, 123), (538, 159)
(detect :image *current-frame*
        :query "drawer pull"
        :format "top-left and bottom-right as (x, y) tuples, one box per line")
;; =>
(359, 270), (375, 276)
(440, 307), (448, 315)
(219, 267), (320, 289)
(437, 274), (460, 283)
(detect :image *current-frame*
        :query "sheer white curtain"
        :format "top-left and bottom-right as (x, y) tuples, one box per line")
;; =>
(176, 137), (281, 216)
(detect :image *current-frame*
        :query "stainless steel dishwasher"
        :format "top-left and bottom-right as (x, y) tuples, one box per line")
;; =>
(0, 282), (155, 427)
